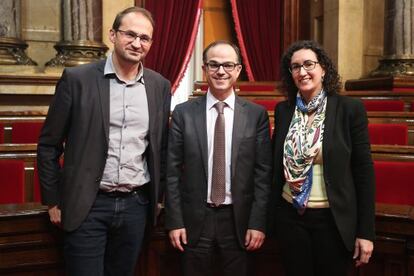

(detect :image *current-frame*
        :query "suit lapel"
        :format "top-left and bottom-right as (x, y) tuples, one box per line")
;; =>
(144, 69), (158, 138)
(231, 96), (247, 178)
(96, 61), (110, 144)
(194, 96), (209, 180)
(279, 102), (295, 148)
(322, 94), (338, 164)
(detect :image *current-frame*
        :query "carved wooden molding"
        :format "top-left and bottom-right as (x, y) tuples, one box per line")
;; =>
(0, 74), (60, 85)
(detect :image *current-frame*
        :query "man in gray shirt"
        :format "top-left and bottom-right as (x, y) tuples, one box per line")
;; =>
(37, 7), (171, 276)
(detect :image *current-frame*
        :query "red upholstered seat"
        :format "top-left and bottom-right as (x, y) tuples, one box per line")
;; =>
(411, 102), (414, 112)
(368, 123), (408, 145)
(11, 122), (44, 144)
(363, 100), (405, 112)
(253, 99), (279, 111)
(375, 161), (414, 205)
(0, 123), (4, 143)
(0, 159), (25, 204)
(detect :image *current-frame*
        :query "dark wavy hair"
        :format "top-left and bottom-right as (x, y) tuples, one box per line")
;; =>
(280, 40), (342, 104)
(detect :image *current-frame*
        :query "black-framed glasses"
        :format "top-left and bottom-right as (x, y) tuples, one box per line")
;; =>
(289, 60), (319, 74)
(116, 29), (153, 45)
(205, 62), (240, 72)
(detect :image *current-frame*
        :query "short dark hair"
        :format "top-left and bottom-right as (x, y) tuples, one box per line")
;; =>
(202, 40), (242, 64)
(112, 7), (155, 30)
(280, 40), (342, 104)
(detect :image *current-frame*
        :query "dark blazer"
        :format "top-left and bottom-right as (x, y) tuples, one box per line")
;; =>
(272, 94), (375, 251)
(165, 95), (272, 248)
(37, 59), (171, 232)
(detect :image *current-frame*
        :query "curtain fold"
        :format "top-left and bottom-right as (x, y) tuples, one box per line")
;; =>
(230, 0), (282, 81)
(144, 0), (202, 92)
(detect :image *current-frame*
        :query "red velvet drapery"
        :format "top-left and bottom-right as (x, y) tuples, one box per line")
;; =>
(144, 0), (202, 93)
(230, 0), (282, 81)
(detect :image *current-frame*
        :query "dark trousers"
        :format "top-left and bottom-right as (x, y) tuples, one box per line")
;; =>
(182, 206), (248, 276)
(275, 199), (352, 276)
(64, 189), (149, 276)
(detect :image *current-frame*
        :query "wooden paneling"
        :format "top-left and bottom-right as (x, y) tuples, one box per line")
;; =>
(1, 203), (414, 276)
(0, 203), (64, 275)
(0, 144), (37, 203)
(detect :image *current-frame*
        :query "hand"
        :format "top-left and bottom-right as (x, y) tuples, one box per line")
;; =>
(169, 228), (187, 252)
(353, 238), (374, 267)
(48, 205), (61, 227)
(245, 229), (265, 251)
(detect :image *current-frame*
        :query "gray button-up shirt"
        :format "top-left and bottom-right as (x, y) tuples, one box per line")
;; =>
(100, 54), (150, 192)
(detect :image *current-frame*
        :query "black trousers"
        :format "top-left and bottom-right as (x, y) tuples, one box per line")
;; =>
(182, 205), (248, 276)
(274, 199), (352, 276)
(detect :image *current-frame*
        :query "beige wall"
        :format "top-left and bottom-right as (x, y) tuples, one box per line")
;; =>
(337, 0), (364, 81)
(324, 0), (364, 82)
(19, 0), (134, 72)
(21, 0), (60, 71)
(362, 0), (384, 77)
(102, 0), (135, 52)
(323, 0), (384, 82)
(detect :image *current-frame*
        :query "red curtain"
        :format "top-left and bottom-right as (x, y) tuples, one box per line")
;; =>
(144, 0), (202, 92)
(230, 0), (282, 81)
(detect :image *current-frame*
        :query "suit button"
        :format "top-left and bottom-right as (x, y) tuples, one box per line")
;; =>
(95, 177), (101, 182)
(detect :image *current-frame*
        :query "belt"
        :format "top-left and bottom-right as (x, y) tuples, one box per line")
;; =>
(206, 203), (233, 209)
(98, 185), (148, 198)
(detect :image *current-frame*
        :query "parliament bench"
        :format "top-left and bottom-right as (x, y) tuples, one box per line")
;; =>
(367, 112), (414, 145)
(0, 144), (38, 203)
(0, 201), (414, 276)
(0, 159), (25, 204)
(0, 110), (46, 144)
(368, 123), (408, 145)
(193, 81), (414, 110)
(362, 99), (405, 112)
(1, 144), (414, 275)
(342, 90), (414, 112)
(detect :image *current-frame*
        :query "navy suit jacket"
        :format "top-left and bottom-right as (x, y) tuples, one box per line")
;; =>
(37, 59), (171, 231)
(165, 95), (272, 247)
(272, 94), (375, 251)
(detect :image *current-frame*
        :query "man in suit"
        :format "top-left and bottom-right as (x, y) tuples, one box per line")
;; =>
(37, 7), (171, 276)
(165, 41), (272, 276)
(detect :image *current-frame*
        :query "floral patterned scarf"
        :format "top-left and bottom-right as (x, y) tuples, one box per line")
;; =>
(283, 90), (327, 212)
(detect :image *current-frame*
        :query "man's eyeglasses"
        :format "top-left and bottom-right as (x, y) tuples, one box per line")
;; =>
(289, 60), (319, 74)
(116, 29), (152, 46)
(204, 62), (240, 72)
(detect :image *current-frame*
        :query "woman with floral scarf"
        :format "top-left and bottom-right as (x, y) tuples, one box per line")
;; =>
(272, 40), (375, 276)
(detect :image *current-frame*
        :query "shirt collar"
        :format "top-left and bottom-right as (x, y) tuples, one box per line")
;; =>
(104, 52), (144, 84)
(206, 89), (235, 111)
